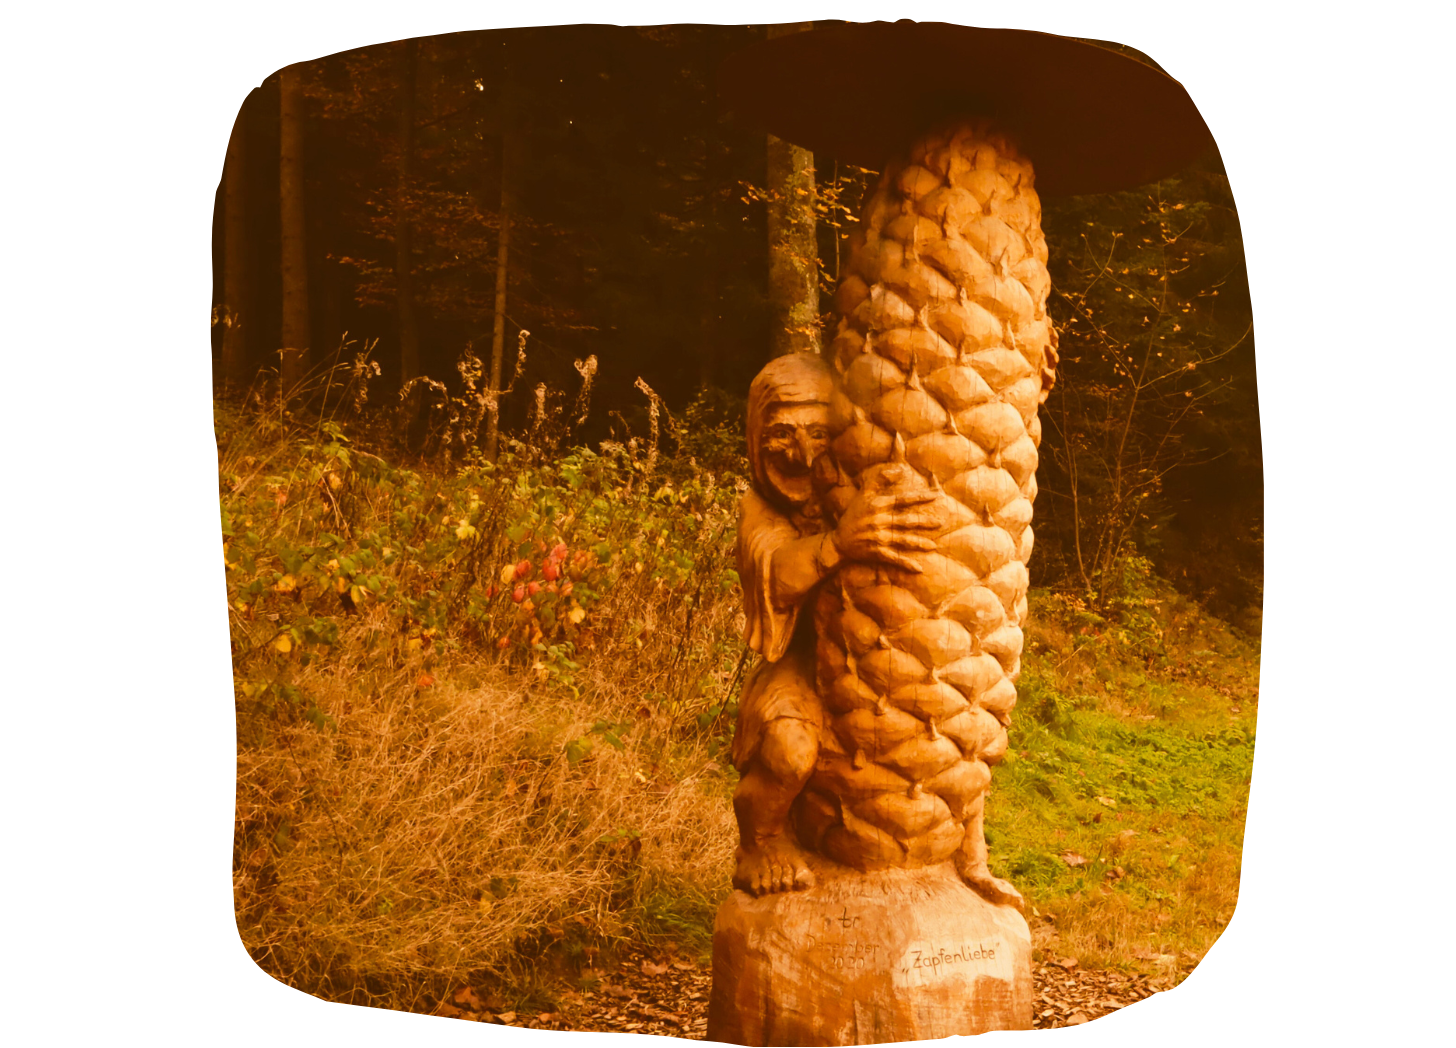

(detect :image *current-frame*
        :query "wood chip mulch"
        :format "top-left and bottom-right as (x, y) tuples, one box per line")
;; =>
(1031, 957), (1163, 1029)
(435, 945), (1165, 1037)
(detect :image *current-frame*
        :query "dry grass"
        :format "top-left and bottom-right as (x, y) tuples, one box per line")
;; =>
(220, 388), (747, 1012)
(235, 637), (736, 1010)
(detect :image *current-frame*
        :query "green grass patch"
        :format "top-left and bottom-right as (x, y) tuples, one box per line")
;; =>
(988, 586), (1259, 979)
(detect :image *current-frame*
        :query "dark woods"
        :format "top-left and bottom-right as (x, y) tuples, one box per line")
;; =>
(210, 23), (1260, 624)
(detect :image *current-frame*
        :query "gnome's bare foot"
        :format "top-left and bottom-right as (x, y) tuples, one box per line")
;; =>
(735, 837), (817, 896)
(956, 858), (1025, 913)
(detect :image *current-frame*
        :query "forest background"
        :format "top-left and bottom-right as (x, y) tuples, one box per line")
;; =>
(213, 23), (1260, 616)
(221, 22), (1257, 1024)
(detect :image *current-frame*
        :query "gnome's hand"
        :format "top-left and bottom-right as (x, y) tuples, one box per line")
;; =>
(830, 488), (940, 572)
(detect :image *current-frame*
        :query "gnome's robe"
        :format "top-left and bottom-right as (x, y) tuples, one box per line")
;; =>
(730, 487), (826, 771)
(729, 352), (836, 773)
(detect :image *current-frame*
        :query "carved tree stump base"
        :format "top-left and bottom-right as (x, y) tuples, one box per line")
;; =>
(707, 862), (1032, 1045)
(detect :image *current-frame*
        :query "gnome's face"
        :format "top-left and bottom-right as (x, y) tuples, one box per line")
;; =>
(759, 402), (831, 509)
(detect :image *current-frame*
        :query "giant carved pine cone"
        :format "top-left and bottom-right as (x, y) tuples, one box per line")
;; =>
(797, 121), (1058, 871)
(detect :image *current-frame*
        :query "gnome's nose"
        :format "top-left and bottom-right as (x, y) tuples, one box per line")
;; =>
(793, 431), (815, 465)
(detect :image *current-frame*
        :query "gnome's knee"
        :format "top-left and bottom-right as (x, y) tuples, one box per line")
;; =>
(758, 717), (818, 787)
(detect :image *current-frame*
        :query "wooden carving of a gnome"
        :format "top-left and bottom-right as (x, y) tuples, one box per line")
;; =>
(729, 353), (968, 899)
(710, 355), (1037, 1047)
(708, 21), (1213, 1046)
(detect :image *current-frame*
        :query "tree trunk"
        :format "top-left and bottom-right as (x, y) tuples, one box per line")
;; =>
(278, 65), (310, 394)
(698, 27), (726, 390)
(394, 39), (421, 384)
(765, 23), (820, 358)
(316, 253), (346, 382)
(308, 95), (343, 382)
(483, 51), (515, 462)
(483, 171), (511, 461)
(220, 100), (250, 388)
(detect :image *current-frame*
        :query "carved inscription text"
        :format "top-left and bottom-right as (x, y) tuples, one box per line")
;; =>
(903, 941), (1000, 977)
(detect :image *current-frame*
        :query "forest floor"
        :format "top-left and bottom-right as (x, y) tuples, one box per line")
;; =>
(220, 403), (1258, 1026)
(419, 579), (1255, 1035)
(429, 939), (1163, 1034)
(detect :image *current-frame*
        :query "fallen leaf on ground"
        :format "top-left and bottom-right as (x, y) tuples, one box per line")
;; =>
(452, 986), (484, 1010)
(1060, 852), (1088, 867)
(641, 960), (670, 976)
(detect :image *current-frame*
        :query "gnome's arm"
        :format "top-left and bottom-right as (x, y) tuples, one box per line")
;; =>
(737, 490), (840, 663)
